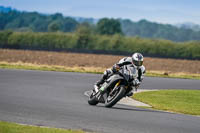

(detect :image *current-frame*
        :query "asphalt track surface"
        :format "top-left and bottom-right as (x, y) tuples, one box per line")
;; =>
(0, 69), (200, 133)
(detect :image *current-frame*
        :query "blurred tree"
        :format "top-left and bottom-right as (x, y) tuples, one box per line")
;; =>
(75, 23), (92, 49)
(48, 21), (61, 32)
(50, 13), (63, 20)
(97, 18), (122, 35)
(63, 17), (78, 32)
(0, 30), (13, 47)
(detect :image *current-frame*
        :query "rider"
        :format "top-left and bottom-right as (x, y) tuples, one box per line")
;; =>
(94, 52), (146, 96)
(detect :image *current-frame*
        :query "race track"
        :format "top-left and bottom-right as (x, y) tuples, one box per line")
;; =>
(0, 69), (200, 133)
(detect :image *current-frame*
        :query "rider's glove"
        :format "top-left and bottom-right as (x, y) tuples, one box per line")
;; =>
(132, 79), (140, 87)
(112, 64), (120, 73)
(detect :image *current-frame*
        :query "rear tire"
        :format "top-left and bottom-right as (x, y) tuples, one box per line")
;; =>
(88, 91), (99, 105)
(105, 86), (126, 108)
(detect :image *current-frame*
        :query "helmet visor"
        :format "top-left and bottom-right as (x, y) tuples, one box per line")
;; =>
(133, 60), (143, 66)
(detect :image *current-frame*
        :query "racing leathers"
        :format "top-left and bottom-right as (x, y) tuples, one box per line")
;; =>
(95, 57), (146, 91)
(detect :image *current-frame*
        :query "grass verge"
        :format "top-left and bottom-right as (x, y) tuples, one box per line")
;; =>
(0, 121), (84, 133)
(133, 90), (200, 115)
(0, 61), (104, 74)
(147, 70), (200, 80)
(0, 61), (200, 80)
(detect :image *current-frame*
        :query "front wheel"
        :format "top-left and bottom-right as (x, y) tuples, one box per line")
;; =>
(88, 91), (99, 105)
(105, 85), (126, 108)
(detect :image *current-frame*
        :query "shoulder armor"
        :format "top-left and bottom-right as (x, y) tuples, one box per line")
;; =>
(126, 57), (132, 63)
(117, 57), (132, 67)
(118, 57), (132, 63)
(119, 57), (127, 64)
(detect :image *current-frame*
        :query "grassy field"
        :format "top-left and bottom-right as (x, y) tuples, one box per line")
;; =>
(0, 121), (84, 133)
(1, 61), (200, 79)
(133, 90), (200, 115)
(0, 49), (200, 79)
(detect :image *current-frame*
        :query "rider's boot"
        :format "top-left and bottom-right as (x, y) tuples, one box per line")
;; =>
(94, 69), (113, 92)
(94, 77), (105, 91)
(94, 72), (109, 91)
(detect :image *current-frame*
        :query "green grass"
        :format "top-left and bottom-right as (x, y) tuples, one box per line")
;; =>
(0, 62), (103, 74)
(0, 61), (200, 80)
(0, 121), (84, 133)
(147, 71), (200, 80)
(133, 90), (200, 115)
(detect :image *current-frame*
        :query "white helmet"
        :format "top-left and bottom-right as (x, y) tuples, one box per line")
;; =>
(132, 53), (143, 67)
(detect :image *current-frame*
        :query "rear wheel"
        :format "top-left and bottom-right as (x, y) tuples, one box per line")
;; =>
(88, 91), (99, 105)
(105, 85), (126, 108)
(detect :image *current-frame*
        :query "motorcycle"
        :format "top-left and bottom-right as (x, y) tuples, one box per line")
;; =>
(88, 64), (141, 108)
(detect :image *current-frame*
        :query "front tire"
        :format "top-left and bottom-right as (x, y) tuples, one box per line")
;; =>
(105, 85), (126, 108)
(88, 91), (99, 105)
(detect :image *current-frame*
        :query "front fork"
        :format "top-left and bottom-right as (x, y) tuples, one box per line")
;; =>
(97, 80), (122, 102)
(109, 80), (121, 95)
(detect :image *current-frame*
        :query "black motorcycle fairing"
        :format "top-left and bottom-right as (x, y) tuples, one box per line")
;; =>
(89, 63), (141, 107)
(101, 74), (125, 92)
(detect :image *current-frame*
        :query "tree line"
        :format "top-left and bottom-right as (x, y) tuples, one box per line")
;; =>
(0, 11), (78, 32)
(120, 19), (200, 42)
(0, 30), (199, 59)
(1, 10), (200, 42)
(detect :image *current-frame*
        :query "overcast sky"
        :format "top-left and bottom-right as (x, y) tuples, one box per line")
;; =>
(1, 0), (200, 24)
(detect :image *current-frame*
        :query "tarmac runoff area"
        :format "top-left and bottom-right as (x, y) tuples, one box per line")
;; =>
(84, 89), (156, 107)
